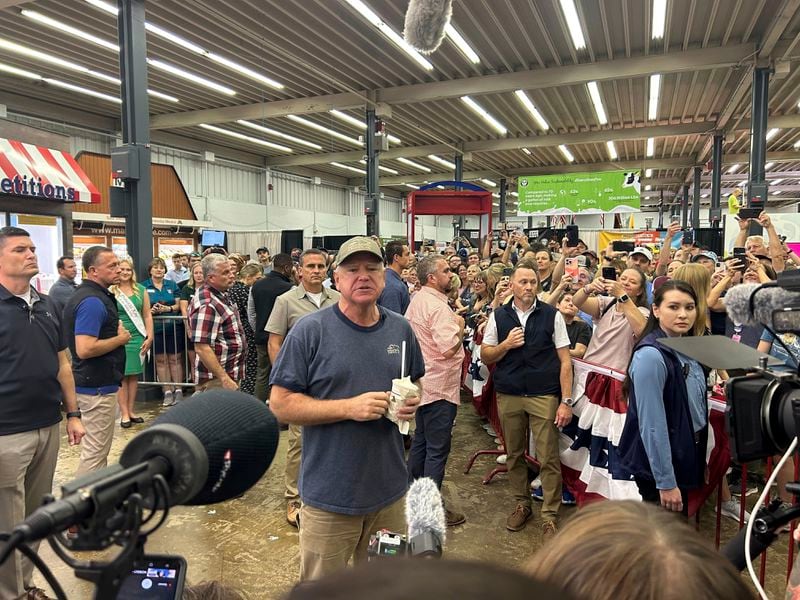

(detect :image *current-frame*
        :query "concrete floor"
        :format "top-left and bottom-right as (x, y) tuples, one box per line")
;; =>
(31, 397), (793, 599)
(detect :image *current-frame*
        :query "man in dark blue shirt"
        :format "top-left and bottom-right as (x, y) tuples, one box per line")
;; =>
(377, 240), (410, 314)
(0, 227), (85, 599)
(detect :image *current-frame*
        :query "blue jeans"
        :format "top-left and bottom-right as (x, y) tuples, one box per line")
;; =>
(408, 400), (458, 488)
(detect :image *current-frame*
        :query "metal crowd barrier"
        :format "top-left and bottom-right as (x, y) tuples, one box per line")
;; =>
(138, 315), (196, 390)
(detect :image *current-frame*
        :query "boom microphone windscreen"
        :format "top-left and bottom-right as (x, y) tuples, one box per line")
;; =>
(723, 282), (800, 330)
(403, 0), (453, 54)
(405, 477), (446, 543)
(125, 390), (279, 505)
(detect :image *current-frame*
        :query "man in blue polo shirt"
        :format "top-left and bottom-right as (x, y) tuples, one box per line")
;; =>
(0, 227), (85, 599)
(63, 246), (130, 478)
(377, 240), (411, 314)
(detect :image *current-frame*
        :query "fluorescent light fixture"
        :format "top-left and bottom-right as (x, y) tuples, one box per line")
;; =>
(342, 0), (433, 70)
(652, 0), (667, 39)
(646, 137), (655, 157)
(198, 124), (293, 152)
(144, 22), (206, 54)
(522, 148), (532, 155)
(327, 110), (401, 144)
(765, 162), (774, 170)
(771, 178), (784, 185)
(558, 0), (586, 50)
(739, 180), (748, 187)
(147, 59), (236, 96)
(445, 23), (480, 64)
(404, 184), (420, 190)
(236, 120), (322, 150)
(461, 96), (508, 134)
(774, 190), (783, 195)
(43, 78), (121, 103)
(0, 62), (41, 80)
(358, 160), (399, 175)
(558, 144), (575, 162)
(492, 192), (500, 199)
(396, 157), (432, 172)
(701, 193), (709, 198)
(480, 179), (497, 187)
(511, 191), (519, 197)
(286, 115), (363, 146)
(0, 38), (94, 73)
(606, 141), (618, 160)
(648, 73), (661, 120)
(727, 163), (740, 174)
(586, 81), (608, 125)
(147, 89), (180, 103)
(330, 162), (366, 174)
(21, 10), (119, 51)
(84, 0), (117, 15)
(427, 155), (457, 170)
(514, 90), (549, 130)
(645, 184), (652, 191)
(645, 168), (653, 177)
(766, 128), (780, 141)
(795, 139), (800, 149)
(492, 202), (499, 206)
(206, 53), (284, 90)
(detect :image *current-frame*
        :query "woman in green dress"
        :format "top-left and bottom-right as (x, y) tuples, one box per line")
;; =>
(113, 259), (154, 428)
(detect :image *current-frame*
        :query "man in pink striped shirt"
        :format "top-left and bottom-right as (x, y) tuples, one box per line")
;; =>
(405, 255), (466, 527)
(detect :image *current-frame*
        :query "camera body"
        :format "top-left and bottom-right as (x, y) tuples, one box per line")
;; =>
(367, 529), (442, 560)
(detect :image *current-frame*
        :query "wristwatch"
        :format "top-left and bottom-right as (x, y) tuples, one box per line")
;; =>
(561, 397), (576, 407)
(617, 293), (630, 303)
(66, 411), (82, 419)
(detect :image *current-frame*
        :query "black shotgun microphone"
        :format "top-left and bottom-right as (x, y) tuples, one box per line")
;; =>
(403, 0), (453, 54)
(8, 391), (279, 546)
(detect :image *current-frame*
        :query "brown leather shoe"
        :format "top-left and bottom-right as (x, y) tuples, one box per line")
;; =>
(445, 507), (466, 527)
(506, 504), (533, 531)
(20, 587), (53, 600)
(286, 500), (301, 528)
(542, 519), (558, 542)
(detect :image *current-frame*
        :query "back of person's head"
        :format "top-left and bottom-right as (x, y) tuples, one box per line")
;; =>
(285, 559), (572, 600)
(384, 240), (406, 266)
(525, 500), (754, 600)
(672, 263), (710, 336)
(272, 253), (293, 272)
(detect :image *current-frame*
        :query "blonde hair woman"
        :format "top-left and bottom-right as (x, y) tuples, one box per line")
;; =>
(111, 259), (154, 427)
(672, 263), (710, 336)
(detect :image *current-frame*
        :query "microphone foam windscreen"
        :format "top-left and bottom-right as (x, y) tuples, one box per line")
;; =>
(723, 283), (762, 326)
(403, 0), (453, 54)
(405, 477), (446, 543)
(152, 390), (279, 505)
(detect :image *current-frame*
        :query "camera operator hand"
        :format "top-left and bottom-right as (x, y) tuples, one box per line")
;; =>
(660, 487), (683, 512)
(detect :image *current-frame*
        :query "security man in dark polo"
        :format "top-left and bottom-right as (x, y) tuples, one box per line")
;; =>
(0, 226), (85, 600)
(480, 261), (573, 540)
(63, 245), (130, 479)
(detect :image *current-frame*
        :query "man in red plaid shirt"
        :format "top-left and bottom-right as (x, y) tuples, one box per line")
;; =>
(189, 254), (246, 391)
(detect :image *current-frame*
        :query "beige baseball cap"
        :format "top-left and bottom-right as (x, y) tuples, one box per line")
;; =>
(336, 236), (384, 265)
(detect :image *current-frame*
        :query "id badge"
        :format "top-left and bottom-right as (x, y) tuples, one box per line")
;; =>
(731, 334), (741, 343)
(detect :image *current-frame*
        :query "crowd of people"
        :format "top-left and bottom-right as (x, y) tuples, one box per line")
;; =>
(2, 211), (800, 598)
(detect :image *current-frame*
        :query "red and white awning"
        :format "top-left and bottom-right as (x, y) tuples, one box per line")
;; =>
(0, 138), (100, 203)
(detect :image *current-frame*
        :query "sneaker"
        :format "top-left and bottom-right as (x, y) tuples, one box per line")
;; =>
(162, 391), (174, 407)
(496, 454), (507, 465)
(562, 488), (577, 505)
(174, 388), (184, 404)
(20, 587), (54, 600)
(541, 520), (558, 542)
(532, 486), (543, 501)
(486, 427), (497, 437)
(445, 508), (466, 527)
(506, 504), (532, 532)
(286, 500), (301, 527)
(529, 477), (542, 490)
(719, 498), (751, 523)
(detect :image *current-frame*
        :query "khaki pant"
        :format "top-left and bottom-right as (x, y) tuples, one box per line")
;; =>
(299, 497), (405, 581)
(75, 392), (117, 478)
(497, 393), (562, 522)
(284, 424), (302, 502)
(254, 345), (271, 402)
(0, 424), (60, 598)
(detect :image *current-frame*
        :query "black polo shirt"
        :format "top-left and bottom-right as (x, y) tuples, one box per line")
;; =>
(0, 283), (65, 435)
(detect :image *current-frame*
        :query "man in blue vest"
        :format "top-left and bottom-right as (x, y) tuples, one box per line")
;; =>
(480, 261), (573, 540)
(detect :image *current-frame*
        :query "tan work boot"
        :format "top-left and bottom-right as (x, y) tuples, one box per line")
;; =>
(445, 507), (466, 527)
(541, 519), (558, 542)
(286, 500), (301, 528)
(506, 503), (532, 532)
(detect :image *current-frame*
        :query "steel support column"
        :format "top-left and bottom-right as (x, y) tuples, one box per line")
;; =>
(499, 178), (507, 225)
(365, 108), (380, 236)
(710, 134), (723, 227)
(454, 154), (464, 229)
(692, 166), (701, 229)
(681, 185), (689, 229)
(748, 66), (771, 236)
(116, 0), (152, 278)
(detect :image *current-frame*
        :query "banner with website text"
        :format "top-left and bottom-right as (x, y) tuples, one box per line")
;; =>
(517, 171), (641, 216)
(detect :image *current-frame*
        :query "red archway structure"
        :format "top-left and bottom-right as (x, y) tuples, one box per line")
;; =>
(406, 182), (493, 247)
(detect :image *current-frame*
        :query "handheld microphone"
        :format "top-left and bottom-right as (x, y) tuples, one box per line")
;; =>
(405, 477), (446, 557)
(403, 0), (453, 54)
(8, 391), (279, 546)
(723, 282), (800, 329)
(720, 525), (775, 572)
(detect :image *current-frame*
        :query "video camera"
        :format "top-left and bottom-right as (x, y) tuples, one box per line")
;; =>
(367, 529), (442, 560)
